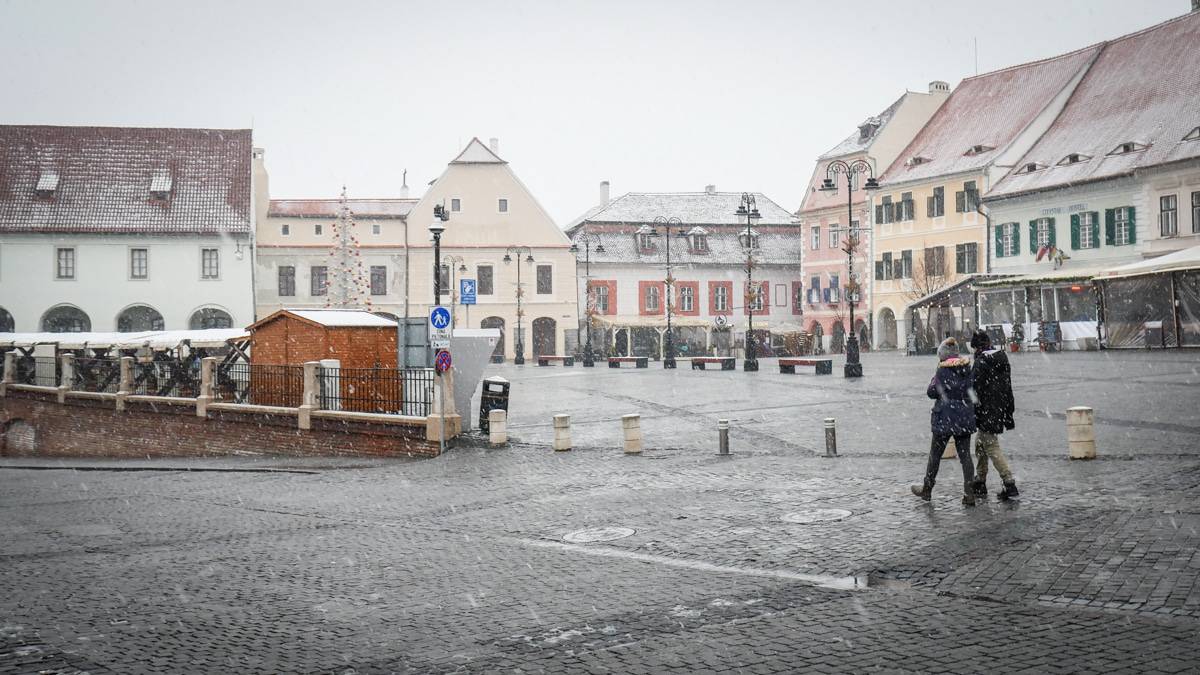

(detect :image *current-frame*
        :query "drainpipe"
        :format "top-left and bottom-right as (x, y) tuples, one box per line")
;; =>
(975, 195), (991, 330)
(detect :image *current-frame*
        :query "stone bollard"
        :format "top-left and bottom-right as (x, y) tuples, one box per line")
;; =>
(824, 417), (838, 457)
(717, 419), (730, 455)
(57, 353), (75, 403)
(298, 361), (320, 430)
(488, 409), (508, 446)
(553, 414), (572, 451)
(116, 356), (134, 411)
(1066, 406), (1096, 459)
(622, 413), (643, 454)
(196, 357), (216, 418)
(0, 351), (16, 396)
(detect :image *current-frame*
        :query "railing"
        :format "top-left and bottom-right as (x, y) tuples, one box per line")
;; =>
(73, 357), (122, 393)
(130, 360), (201, 397)
(14, 356), (57, 387)
(318, 366), (434, 416)
(215, 363), (305, 408)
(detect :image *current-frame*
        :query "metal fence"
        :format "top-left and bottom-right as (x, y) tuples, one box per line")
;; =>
(215, 363), (305, 407)
(12, 356), (57, 386)
(129, 360), (202, 397)
(319, 366), (434, 416)
(73, 357), (122, 393)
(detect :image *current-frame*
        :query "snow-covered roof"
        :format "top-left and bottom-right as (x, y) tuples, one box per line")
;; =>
(567, 222), (802, 266)
(269, 198), (416, 219)
(0, 125), (253, 235)
(819, 94), (907, 160)
(0, 328), (248, 350)
(975, 264), (1114, 287)
(450, 137), (506, 164)
(275, 309), (397, 328)
(573, 191), (796, 226)
(989, 12), (1200, 199)
(881, 45), (1102, 186)
(1098, 245), (1200, 280)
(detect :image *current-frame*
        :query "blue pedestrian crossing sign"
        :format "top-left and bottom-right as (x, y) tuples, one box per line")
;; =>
(460, 278), (477, 305)
(429, 306), (452, 330)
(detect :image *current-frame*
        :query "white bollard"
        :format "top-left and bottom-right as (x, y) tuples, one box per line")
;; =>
(553, 414), (572, 452)
(489, 409), (508, 446)
(1066, 406), (1096, 459)
(717, 419), (730, 455)
(622, 413), (643, 454)
(824, 417), (838, 457)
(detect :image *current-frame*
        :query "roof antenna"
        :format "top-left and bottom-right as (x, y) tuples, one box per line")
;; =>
(974, 37), (979, 75)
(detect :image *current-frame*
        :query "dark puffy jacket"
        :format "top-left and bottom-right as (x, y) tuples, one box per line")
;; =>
(972, 348), (1016, 434)
(927, 357), (977, 436)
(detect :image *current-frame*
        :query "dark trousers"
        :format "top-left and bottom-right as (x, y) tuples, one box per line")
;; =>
(923, 433), (975, 490)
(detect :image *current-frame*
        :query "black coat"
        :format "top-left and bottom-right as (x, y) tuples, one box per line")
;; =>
(972, 348), (1016, 434)
(927, 357), (977, 437)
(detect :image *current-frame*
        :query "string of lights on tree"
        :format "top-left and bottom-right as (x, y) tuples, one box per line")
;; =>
(325, 186), (372, 310)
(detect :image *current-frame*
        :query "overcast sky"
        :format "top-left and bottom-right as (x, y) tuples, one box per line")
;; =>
(0, 0), (1187, 226)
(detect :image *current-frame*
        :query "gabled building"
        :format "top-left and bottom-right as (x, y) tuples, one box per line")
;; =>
(0, 125), (265, 333)
(871, 44), (1103, 350)
(796, 82), (950, 351)
(567, 184), (800, 359)
(980, 9), (1200, 349)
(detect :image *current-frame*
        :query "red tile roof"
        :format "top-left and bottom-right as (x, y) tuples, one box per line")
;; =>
(881, 45), (1102, 186)
(989, 12), (1200, 199)
(269, 198), (416, 219)
(0, 125), (252, 234)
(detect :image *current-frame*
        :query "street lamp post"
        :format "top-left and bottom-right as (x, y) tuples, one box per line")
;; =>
(819, 159), (879, 378)
(735, 193), (762, 372)
(651, 217), (685, 368)
(441, 254), (466, 326)
(569, 232), (605, 367)
(503, 245), (534, 365)
(430, 204), (450, 306)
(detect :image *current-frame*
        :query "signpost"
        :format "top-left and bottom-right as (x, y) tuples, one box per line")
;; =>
(459, 279), (476, 305)
(430, 306), (452, 351)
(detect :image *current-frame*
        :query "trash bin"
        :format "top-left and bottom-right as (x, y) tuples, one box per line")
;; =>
(479, 376), (510, 432)
(1144, 321), (1165, 349)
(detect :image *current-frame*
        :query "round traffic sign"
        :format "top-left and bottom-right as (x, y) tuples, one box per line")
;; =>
(430, 306), (451, 330)
(435, 350), (452, 373)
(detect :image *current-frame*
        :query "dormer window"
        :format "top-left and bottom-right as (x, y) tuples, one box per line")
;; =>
(964, 144), (994, 156)
(35, 170), (59, 197)
(906, 156), (930, 167)
(150, 169), (172, 200)
(739, 229), (760, 250)
(858, 119), (880, 142)
(1058, 153), (1092, 166)
(1183, 126), (1200, 142)
(1108, 141), (1148, 155)
(635, 224), (656, 252)
(1017, 162), (1047, 174)
(686, 226), (709, 253)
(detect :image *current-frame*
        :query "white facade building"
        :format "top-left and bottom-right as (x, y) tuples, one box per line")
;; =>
(0, 126), (263, 333)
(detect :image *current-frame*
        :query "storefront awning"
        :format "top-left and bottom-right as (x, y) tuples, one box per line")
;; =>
(974, 265), (1111, 288)
(907, 275), (994, 310)
(0, 329), (250, 350)
(1096, 245), (1200, 280)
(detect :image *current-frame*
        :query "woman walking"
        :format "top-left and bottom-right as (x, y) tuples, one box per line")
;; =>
(911, 337), (978, 506)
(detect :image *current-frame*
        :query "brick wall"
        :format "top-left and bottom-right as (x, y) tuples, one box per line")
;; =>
(252, 316), (398, 369)
(0, 390), (437, 459)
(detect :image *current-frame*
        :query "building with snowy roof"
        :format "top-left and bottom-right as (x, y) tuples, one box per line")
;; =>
(979, 8), (1200, 349)
(796, 82), (950, 352)
(566, 184), (801, 359)
(0, 125), (266, 335)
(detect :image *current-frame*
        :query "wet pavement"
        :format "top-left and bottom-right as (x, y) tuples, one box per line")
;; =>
(2, 350), (1199, 673)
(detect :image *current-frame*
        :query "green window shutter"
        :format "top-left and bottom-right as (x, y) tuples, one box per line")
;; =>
(1089, 212), (1101, 248)
(1105, 209), (1116, 245)
(994, 224), (1004, 258)
(1029, 220), (1038, 254)
(1048, 217), (1057, 248)
(1013, 224), (1020, 254)
(1070, 214), (1080, 250)
(1127, 207), (1137, 244)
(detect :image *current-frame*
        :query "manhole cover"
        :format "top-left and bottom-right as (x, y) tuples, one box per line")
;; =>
(562, 526), (636, 543)
(781, 508), (853, 524)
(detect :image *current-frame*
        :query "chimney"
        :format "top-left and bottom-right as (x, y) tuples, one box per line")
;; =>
(400, 169), (409, 199)
(489, 137), (500, 154)
(599, 180), (610, 206)
(705, 184), (716, 195)
(929, 80), (950, 94)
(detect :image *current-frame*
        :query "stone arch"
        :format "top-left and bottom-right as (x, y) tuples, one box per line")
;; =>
(877, 308), (898, 350)
(117, 304), (165, 332)
(532, 317), (557, 357)
(0, 306), (13, 332)
(4, 420), (37, 453)
(831, 321), (846, 354)
(40, 304), (91, 333)
(189, 307), (233, 330)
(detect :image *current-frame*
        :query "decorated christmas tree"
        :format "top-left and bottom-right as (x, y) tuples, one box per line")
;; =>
(325, 186), (372, 309)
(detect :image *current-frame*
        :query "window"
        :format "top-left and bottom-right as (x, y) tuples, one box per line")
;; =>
(149, 170), (172, 199)
(1073, 211), (1100, 250)
(189, 308), (233, 330)
(477, 264), (494, 295)
(637, 230), (655, 250)
(793, 283), (804, 312)
(829, 225), (840, 248)
(498, 198), (508, 213)
(278, 266), (295, 296)
(881, 252), (893, 281)
(746, 283), (764, 311)
(825, 275), (839, 304)
(1036, 218), (1053, 248)
(56, 247), (75, 279)
(679, 285), (695, 313)
(714, 285), (729, 312)
(690, 233), (708, 252)
(311, 266), (328, 296)
(645, 284), (660, 312)
(997, 222), (1019, 257)
(370, 265), (386, 295)
(1160, 195), (1178, 237)
(1059, 153), (1091, 165)
(593, 283), (610, 313)
(35, 170), (59, 196)
(927, 186), (945, 218)
(810, 225), (820, 250)
(877, 196), (894, 224)
(924, 246), (945, 277)
(955, 243), (978, 274)
(899, 192), (914, 221)
(808, 275), (821, 303)
(536, 264), (553, 294)
(117, 305), (164, 332)
(900, 249), (913, 279)
(1193, 192), (1200, 233)
(451, 198), (461, 212)
(955, 181), (979, 212)
(281, 223), (290, 236)
(201, 248), (219, 279)
(1113, 208), (1134, 246)
(129, 248), (148, 279)
(964, 144), (994, 156)
(372, 223), (381, 235)
(314, 223), (323, 236)
(1109, 141), (1146, 155)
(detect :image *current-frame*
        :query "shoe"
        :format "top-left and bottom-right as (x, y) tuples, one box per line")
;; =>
(962, 482), (976, 507)
(910, 484), (932, 501)
(997, 481), (1019, 501)
(970, 479), (988, 497)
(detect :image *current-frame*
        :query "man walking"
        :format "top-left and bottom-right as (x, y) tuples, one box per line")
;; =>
(911, 337), (978, 506)
(970, 330), (1019, 500)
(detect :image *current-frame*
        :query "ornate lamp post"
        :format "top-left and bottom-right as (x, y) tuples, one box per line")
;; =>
(503, 245), (534, 365)
(569, 232), (605, 367)
(429, 203), (449, 305)
(735, 193), (762, 371)
(819, 159), (879, 378)
(650, 216), (686, 368)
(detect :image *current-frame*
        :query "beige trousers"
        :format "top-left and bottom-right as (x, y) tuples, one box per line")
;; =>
(974, 432), (1014, 483)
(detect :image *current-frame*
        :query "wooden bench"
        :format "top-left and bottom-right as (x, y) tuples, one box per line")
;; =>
(536, 355), (574, 367)
(608, 356), (648, 369)
(690, 356), (736, 371)
(779, 357), (833, 375)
